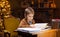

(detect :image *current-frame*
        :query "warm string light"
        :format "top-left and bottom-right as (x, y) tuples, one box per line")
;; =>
(0, 0), (11, 18)
(0, 0), (11, 30)
(0, 0), (11, 14)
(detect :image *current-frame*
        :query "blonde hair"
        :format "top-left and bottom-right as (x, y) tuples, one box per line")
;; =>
(24, 7), (34, 18)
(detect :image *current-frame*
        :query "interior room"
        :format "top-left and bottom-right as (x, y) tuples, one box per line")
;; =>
(0, 0), (60, 37)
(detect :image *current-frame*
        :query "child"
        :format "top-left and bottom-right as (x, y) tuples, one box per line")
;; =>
(19, 7), (35, 28)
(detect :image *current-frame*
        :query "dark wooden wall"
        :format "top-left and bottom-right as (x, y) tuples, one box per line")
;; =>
(8, 0), (60, 23)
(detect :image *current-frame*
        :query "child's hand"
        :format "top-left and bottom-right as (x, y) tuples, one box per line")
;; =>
(30, 25), (35, 28)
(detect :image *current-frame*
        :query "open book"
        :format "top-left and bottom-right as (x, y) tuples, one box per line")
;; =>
(16, 23), (51, 33)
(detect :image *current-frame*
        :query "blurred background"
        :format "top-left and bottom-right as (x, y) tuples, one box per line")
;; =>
(0, 0), (60, 23)
(0, 0), (60, 37)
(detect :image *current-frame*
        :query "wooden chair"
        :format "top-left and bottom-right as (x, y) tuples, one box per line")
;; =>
(0, 32), (4, 37)
(0, 26), (4, 37)
(4, 16), (20, 37)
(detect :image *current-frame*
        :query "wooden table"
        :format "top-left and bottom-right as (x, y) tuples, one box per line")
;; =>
(17, 31), (37, 37)
(15, 29), (56, 37)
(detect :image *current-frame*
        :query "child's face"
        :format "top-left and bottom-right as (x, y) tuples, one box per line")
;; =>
(27, 13), (34, 21)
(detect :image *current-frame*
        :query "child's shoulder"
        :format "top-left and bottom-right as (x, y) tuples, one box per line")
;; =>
(21, 18), (26, 22)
